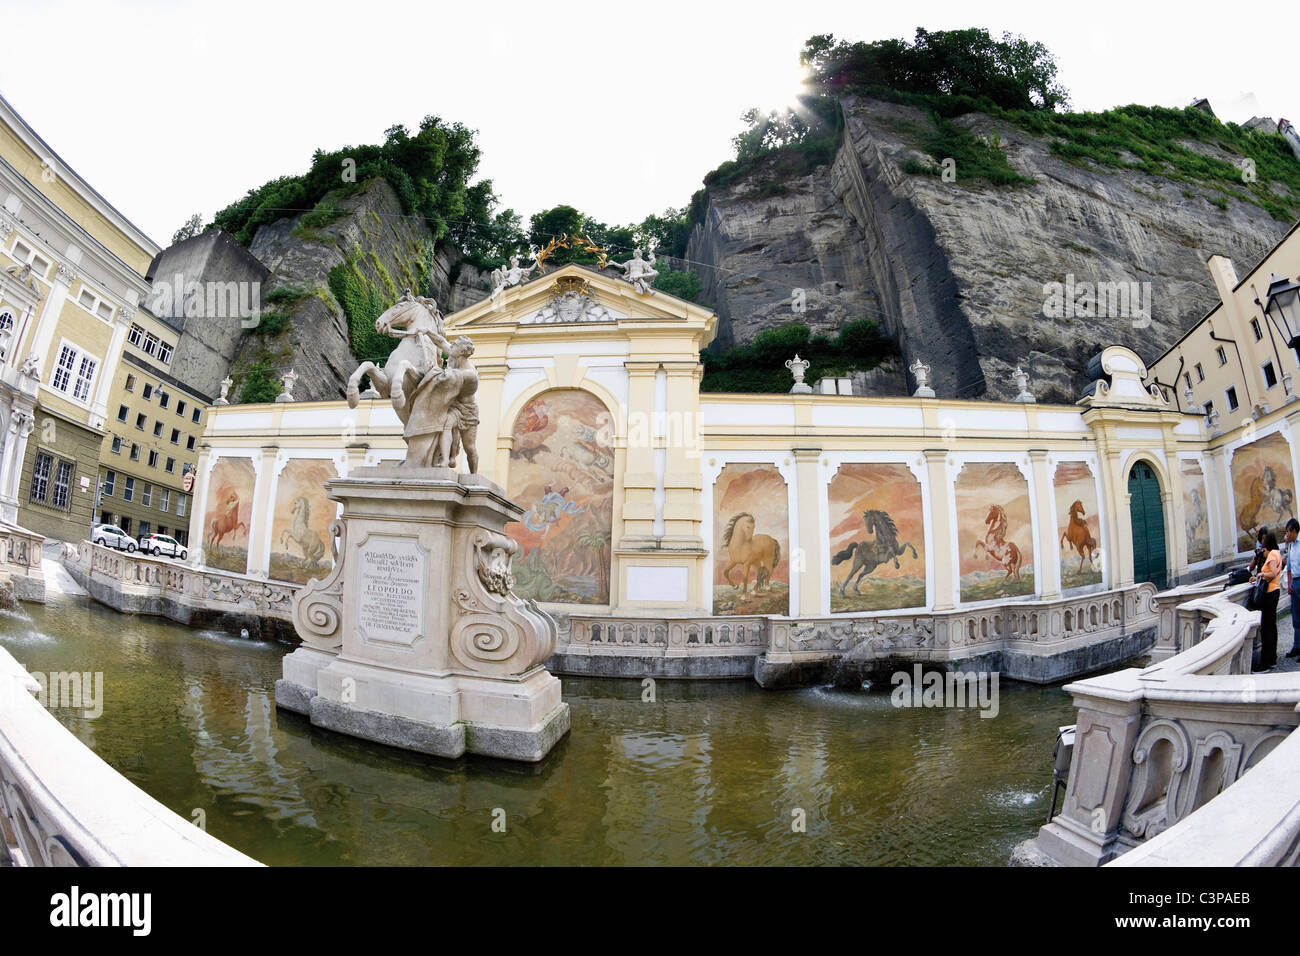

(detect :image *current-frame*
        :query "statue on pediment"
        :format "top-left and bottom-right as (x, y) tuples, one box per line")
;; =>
(489, 254), (539, 304)
(609, 247), (658, 295)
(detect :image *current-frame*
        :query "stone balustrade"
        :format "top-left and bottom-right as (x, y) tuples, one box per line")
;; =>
(0, 521), (43, 602)
(1021, 591), (1300, 866)
(71, 542), (297, 640)
(553, 614), (769, 678)
(0, 646), (259, 866)
(757, 583), (1159, 686)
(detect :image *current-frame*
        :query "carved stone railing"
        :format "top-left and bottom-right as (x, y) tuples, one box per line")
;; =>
(72, 541), (298, 632)
(564, 615), (768, 651)
(760, 583), (1158, 684)
(0, 646), (259, 866)
(0, 521), (44, 601)
(1024, 592), (1300, 866)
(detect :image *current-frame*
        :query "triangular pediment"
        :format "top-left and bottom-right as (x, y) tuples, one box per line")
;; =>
(446, 262), (715, 332)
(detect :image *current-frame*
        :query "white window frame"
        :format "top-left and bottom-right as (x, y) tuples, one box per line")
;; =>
(1226, 386), (1240, 412)
(0, 310), (13, 360)
(74, 285), (115, 324)
(47, 338), (99, 407)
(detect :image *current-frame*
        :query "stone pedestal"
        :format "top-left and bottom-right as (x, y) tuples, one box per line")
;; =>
(275, 465), (569, 762)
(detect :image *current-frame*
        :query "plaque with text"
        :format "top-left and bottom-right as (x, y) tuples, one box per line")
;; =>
(355, 536), (425, 646)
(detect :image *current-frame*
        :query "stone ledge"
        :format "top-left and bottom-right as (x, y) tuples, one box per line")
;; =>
(273, 678), (316, 716)
(308, 696), (467, 759)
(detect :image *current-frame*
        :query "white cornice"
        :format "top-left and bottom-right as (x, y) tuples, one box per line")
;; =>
(0, 92), (159, 258)
(0, 160), (152, 299)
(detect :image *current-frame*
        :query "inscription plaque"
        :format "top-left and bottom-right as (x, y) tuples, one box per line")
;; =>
(356, 536), (425, 645)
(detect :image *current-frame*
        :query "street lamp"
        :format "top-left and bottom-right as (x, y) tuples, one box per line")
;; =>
(1264, 273), (1300, 358)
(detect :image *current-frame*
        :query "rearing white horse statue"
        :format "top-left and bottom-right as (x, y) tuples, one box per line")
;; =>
(346, 290), (451, 428)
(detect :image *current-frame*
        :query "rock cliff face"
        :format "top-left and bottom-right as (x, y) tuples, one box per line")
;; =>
(235, 179), (487, 402)
(688, 95), (1289, 402)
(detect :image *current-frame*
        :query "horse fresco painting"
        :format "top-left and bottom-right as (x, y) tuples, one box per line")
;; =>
(269, 459), (338, 584)
(201, 458), (255, 573)
(828, 463), (926, 612)
(713, 463), (789, 615)
(1054, 461), (1102, 590)
(1181, 458), (1210, 565)
(956, 462), (1035, 601)
(506, 389), (614, 605)
(1231, 431), (1297, 552)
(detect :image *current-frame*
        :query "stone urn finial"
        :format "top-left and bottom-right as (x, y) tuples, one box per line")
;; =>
(785, 354), (812, 393)
(275, 369), (298, 403)
(1284, 370), (1298, 405)
(909, 359), (935, 398)
(1183, 383), (1201, 414)
(1206, 405), (1221, 437)
(1012, 366), (1036, 403)
(215, 375), (233, 405)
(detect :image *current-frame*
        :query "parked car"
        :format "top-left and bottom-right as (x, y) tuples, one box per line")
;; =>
(139, 533), (187, 560)
(92, 524), (137, 552)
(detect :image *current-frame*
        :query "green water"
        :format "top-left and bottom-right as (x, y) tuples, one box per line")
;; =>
(1, 591), (1079, 866)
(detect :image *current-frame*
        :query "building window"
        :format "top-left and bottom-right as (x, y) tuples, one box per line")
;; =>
(1227, 386), (1240, 412)
(1264, 362), (1278, 388)
(153, 421), (163, 438)
(124, 373), (135, 392)
(176, 400), (187, 417)
(142, 332), (159, 357)
(135, 413), (147, 430)
(192, 407), (201, 424)
(148, 450), (158, 468)
(1217, 346), (1228, 366)
(50, 342), (97, 403)
(51, 460), (73, 509)
(186, 435), (196, 451)
(1195, 363), (1205, 381)
(29, 453), (52, 503)
(0, 311), (13, 360)
(176, 530), (187, 546)
(157, 342), (173, 364)
(169, 428), (179, 444)
(142, 383), (153, 400)
(142, 483), (152, 507)
(103, 470), (115, 496)
(123, 476), (135, 502)
(1203, 400), (1214, 419)
(159, 391), (170, 410)
(138, 520), (149, 537)
(78, 288), (114, 323)
(160, 489), (170, 512)
(120, 517), (131, 534)
(165, 457), (175, 473)
(110, 435), (122, 454)
(127, 324), (144, 348)
(1251, 318), (1263, 340)
(129, 443), (141, 462)
(117, 404), (129, 422)
(1183, 372), (1192, 391)
(177, 495), (187, 517)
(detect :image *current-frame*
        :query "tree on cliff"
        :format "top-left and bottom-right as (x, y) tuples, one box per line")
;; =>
(800, 28), (1069, 112)
(211, 116), (525, 268)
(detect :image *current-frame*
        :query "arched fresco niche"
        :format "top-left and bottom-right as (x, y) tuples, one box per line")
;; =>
(828, 462), (925, 612)
(1054, 461), (1102, 590)
(269, 459), (339, 584)
(201, 458), (255, 574)
(1231, 431), (1297, 552)
(506, 389), (614, 604)
(713, 463), (790, 615)
(1181, 459), (1210, 564)
(956, 461), (1035, 602)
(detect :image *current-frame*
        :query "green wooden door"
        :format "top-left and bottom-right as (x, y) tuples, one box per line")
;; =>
(1128, 463), (1167, 590)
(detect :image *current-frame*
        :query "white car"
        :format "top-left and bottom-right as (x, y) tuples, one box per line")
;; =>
(93, 524), (137, 552)
(139, 533), (187, 560)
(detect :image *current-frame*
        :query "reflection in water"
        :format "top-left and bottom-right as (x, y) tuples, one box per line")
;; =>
(1, 592), (1078, 866)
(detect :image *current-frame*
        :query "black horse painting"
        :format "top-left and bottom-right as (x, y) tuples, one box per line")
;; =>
(832, 509), (919, 597)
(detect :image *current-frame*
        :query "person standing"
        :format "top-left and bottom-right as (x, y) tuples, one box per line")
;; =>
(1252, 530), (1283, 671)
(1283, 518), (1300, 659)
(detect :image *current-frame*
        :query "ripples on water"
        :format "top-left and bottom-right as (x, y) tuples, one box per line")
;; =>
(0, 591), (1079, 866)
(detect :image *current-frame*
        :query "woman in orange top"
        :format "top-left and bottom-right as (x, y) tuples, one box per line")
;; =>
(1252, 530), (1283, 670)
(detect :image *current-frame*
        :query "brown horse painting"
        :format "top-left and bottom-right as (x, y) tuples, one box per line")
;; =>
(973, 504), (1023, 582)
(208, 490), (247, 550)
(720, 512), (781, 594)
(1060, 499), (1099, 572)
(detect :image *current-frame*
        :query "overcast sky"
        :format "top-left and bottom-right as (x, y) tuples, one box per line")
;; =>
(2, 0), (1294, 247)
